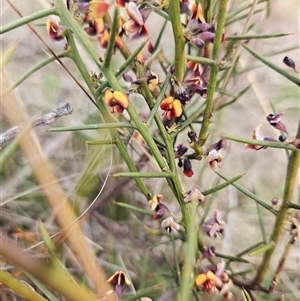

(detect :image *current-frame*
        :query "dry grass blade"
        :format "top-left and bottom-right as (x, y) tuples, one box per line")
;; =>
(1, 72), (116, 301)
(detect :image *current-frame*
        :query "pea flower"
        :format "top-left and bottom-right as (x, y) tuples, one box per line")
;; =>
(148, 194), (169, 220)
(195, 271), (219, 293)
(206, 149), (223, 171)
(203, 209), (225, 237)
(107, 271), (131, 300)
(195, 261), (233, 299)
(184, 189), (205, 203)
(160, 97), (183, 120)
(244, 124), (277, 150)
(47, 20), (66, 41)
(266, 112), (288, 133)
(283, 56), (297, 72)
(174, 143), (188, 159)
(161, 216), (180, 233)
(120, 2), (150, 39)
(104, 90), (129, 114)
(183, 158), (194, 177)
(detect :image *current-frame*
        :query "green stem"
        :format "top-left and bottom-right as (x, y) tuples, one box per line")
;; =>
(216, 172), (276, 214)
(221, 134), (298, 151)
(169, 0), (185, 81)
(103, 7), (119, 69)
(65, 32), (151, 199)
(198, 0), (229, 144)
(226, 32), (292, 40)
(202, 173), (244, 196)
(287, 202), (300, 210)
(0, 270), (49, 301)
(96, 41), (147, 93)
(177, 199), (198, 301)
(111, 172), (173, 178)
(184, 55), (216, 66)
(268, 235), (295, 293)
(0, 7), (57, 34)
(242, 43), (300, 86)
(48, 122), (132, 132)
(146, 72), (171, 126)
(253, 121), (300, 285)
(2, 50), (69, 97)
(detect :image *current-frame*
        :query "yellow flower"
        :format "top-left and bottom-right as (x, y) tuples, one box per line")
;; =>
(104, 90), (129, 114)
(160, 97), (182, 120)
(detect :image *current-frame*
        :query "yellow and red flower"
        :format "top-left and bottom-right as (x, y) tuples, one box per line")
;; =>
(160, 97), (183, 120)
(104, 90), (129, 114)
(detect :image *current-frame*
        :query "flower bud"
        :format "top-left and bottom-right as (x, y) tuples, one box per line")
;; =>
(283, 56), (296, 71)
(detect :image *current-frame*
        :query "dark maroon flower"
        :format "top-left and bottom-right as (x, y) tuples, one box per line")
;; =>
(183, 158), (194, 177)
(188, 131), (198, 143)
(208, 139), (226, 152)
(175, 143), (188, 158)
(283, 56), (296, 71)
(266, 113), (288, 133)
(107, 271), (130, 300)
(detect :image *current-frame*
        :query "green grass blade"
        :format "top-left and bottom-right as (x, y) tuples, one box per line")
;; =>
(0, 7), (57, 34)
(242, 43), (300, 86)
(25, 273), (61, 301)
(0, 271), (49, 301)
(221, 134), (298, 151)
(216, 172), (276, 214)
(103, 7), (119, 69)
(2, 50), (69, 97)
(112, 172), (173, 178)
(226, 32), (292, 40)
(202, 173), (244, 196)
(48, 122), (132, 132)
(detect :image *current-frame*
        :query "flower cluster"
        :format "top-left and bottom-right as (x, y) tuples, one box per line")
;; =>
(48, 1), (152, 51)
(195, 261), (233, 299)
(148, 195), (180, 234)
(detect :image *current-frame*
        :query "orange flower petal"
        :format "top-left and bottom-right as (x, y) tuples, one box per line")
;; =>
(104, 90), (114, 106)
(99, 29), (109, 48)
(160, 97), (174, 110)
(207, 271), (217, 284)
(115, 35), (124, 49)
(89, 0), (111, 19)
(148, 72), (158, 92)
(195, 273), (208, 286)
(172, 99), (183, 117)
(113, 91), (129, 109)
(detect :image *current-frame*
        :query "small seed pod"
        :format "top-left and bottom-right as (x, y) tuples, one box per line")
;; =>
(278, 134), (287, 142)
